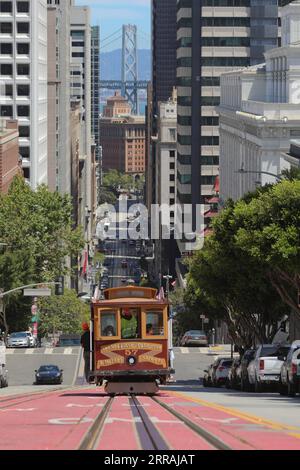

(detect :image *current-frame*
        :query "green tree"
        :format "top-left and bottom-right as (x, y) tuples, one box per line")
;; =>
(233, 180), (300, 319)
(37, 288), (90, 338)
(0, 176), (85, 333)
(186, 185), (292, 349)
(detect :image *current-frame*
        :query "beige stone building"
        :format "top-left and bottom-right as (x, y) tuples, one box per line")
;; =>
(0, 120), (20, 194)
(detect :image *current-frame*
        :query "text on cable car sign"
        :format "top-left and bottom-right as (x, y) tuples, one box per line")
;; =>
(97, 342), (166, 368)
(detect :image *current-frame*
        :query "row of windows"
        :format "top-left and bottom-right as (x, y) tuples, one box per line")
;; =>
(178, 37), (250, 48)
(177, 96), (220, 106)
(178, 135), (220, 146)
(0, 42), (29, 54)
(177, 77), (221, 87)
(177, 57), (250, 67)
(0, 63), (29, 75)
(178, 154), (219, 166)
(1, 83), (30, 97)
(0, 22), (30, 34)
(178, 0), (250, 6)
(0, 1), (29, 13)
(177, 173), (217, 186)
(177, 17), (251, 29)
(0, 104), (29, 117)
(178, 116), (219, 126)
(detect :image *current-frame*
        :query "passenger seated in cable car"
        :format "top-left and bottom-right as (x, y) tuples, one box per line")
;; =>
(146, 323), (154, 335)
(103, 325), (115, 337)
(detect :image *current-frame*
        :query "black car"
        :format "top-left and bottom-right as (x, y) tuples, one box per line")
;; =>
(35, 365), (63, 385)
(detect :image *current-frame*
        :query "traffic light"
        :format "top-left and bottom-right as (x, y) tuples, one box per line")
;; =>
(55, 276), (64, 296)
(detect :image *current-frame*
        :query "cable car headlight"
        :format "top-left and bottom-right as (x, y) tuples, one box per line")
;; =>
(128, 356), (136, 366)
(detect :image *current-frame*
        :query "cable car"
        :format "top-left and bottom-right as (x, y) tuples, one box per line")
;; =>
(89, 286), (174, 395)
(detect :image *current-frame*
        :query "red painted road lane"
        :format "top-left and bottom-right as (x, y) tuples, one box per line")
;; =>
(96, 396), (140, 450)
(137, 396), (214, 450)
(158, 395), (300, 451)
(0, 388), (109, 450)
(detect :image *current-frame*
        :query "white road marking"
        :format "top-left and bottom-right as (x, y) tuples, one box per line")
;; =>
(25, 349), (34, 354)
(64, 348), (73, 355)
(0, 408), (37, 412)
(49, 417), (94, 425)
(180, 348), (189, 354)
(66, 403), (105, 409)
(44, 348), (54, 355)
(105, 416), (183, 425)
(197, 417), (238, 424)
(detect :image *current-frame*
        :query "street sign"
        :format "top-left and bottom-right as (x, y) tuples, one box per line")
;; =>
(204, 319), (210, 324)
(200, 315), (206, 319)
(24, 288), (52, 297)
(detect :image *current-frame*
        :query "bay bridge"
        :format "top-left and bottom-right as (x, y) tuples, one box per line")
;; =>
(100, 25), (150, 115)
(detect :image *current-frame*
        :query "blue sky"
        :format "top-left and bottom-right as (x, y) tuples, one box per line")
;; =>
(75, 0), (151, 51)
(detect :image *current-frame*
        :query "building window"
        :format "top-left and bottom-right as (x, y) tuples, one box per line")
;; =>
(0, 2), (12, 13)
(0, 42), (12, 54)
(17, 2), (30, 14)
(0, 63), (12, 75)
(0, 22), (13, 34)
(17, 63), (29, 75)
(17, 43), (29, 55)
(0, 105), (13, 117)
(17, 22), (29, 34)
(19, 125), (30, 137)
(17, 105), (30, 117)
(17, 84), (30, 96)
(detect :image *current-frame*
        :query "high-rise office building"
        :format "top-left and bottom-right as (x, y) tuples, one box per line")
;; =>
(70, 3), (93, 223)
(47, 0), (71, 194)
(0, 0), (48, 189)
(91, 25), (101, 195)
(147, 0), (177, 210)
(176, 0), (290, 256)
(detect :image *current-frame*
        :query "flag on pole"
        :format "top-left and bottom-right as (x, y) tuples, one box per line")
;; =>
(156, 287), (165, 300)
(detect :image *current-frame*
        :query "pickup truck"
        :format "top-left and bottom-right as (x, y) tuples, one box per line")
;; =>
(0, 341), (8, 388)
(248, 344), (291, 392)
(279, 340), (300, 396)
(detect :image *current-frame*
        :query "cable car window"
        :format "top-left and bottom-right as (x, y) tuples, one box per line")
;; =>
(121, 308), (140, 339)
(146, 311), (164, 336)
(101, 311), (117, 337)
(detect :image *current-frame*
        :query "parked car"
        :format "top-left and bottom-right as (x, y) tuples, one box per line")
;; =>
(227, 357), (241, 389)
(180, 330), (208, 347)
(279, 340), (300, 396)
(35, 365), (63, 385)
(0, 341), (8, 388)
(7, 332), (31, 348)
(203, 363), (214, 387)
(248, 344), (291, 392)
(240, 349), (257, 392)
(211, 358), (233, 387)
(26, 331), (37, 348)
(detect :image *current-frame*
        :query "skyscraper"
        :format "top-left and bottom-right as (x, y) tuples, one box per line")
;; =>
(175, 0), (289, 255)
(47, 0), (71, 194)
(0, 0), (48, 189)
(91, 25), (101, 194)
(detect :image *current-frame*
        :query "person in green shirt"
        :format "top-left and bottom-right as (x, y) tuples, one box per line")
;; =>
(121, 309), (138, 339)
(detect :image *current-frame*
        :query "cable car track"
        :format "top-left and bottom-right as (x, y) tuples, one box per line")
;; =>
(79, 394), (233, 451)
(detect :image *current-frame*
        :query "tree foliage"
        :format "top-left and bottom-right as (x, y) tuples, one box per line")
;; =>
(37, 289), (90, 337)
(0, 176), (85, 332)
(186, 180), (299, 349)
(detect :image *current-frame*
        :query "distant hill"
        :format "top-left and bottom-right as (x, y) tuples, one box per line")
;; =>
(100, 49), (151, 81)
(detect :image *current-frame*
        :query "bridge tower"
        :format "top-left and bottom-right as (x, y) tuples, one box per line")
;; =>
(122, 25), (139, 114)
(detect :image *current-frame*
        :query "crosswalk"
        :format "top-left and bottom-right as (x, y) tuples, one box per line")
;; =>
(6, 347), (80, 356)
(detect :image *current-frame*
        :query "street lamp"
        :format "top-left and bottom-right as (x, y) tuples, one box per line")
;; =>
(235, 168), (283, 182)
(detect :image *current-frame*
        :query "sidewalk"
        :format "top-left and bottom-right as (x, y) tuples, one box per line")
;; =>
(207, 344), (239, 357)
